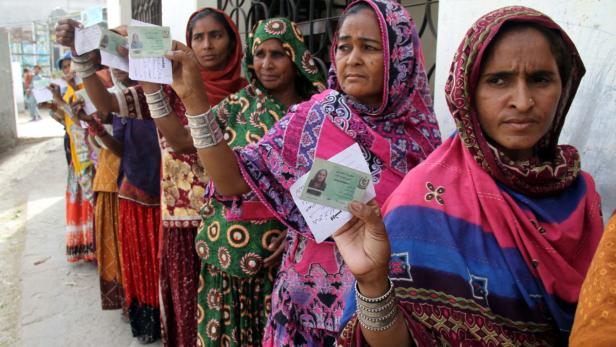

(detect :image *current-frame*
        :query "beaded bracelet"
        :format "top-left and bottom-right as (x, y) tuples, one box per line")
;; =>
(355, 278), (400, 331)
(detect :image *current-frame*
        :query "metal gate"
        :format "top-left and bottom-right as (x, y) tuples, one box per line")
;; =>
(132, 0), (163, 25)
(217, 0), (438, 90)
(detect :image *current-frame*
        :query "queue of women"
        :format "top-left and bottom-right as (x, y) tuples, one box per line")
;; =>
(50, 0), (615, 346)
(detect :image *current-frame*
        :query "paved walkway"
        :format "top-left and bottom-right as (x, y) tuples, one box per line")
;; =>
(0, 110), (162, 346)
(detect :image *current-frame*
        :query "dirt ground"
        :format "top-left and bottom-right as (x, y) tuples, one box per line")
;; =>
(0, 111), (162, 346)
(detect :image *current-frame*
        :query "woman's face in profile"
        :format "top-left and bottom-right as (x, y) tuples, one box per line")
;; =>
(474, 27), (562, 161)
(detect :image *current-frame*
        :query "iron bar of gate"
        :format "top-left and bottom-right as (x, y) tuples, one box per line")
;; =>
(131, 0), (162, 26)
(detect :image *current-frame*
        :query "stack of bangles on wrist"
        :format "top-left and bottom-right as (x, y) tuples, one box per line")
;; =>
(355, 278), (399, 331)
(71, 54), (97, 79)
(185, 108), (224, 149)
(144, 87), (172, 119)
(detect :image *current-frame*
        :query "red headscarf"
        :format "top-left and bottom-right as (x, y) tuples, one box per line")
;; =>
(185, 8), (247, 105)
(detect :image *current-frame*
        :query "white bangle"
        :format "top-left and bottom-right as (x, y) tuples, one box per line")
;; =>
(144, 87), (172, 119)
(71, 55), (97, 79)
(355, 278), (399, 331)
(186, 109), (223, 149)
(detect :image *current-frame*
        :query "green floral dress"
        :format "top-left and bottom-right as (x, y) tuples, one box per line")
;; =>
(195, 17), (325, 347)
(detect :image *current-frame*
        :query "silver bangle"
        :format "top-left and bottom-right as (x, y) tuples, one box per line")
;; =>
(355, 278), (400, 331)
(186, 109), (223, 149)
(356, 278), (395, 303)
(145, 87), (172, 119)
(71, 55), (97, 79)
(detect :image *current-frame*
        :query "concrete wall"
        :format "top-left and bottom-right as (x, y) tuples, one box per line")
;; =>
(0, 28), (17, 151)
(160, 0), (218, 44)
(107, 0), (132, 28)
(12, 61), (24, 112)
(434, 0), (616, 218)
(162, 0), (196, 44)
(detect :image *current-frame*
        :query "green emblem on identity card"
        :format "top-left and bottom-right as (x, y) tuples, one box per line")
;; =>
(300, 158), (371, 211)
(127, 26), (172, 58)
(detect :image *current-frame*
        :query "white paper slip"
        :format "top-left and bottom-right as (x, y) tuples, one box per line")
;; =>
(33, 78), (51, 89)
(81, 6), (105, 27)
(129, 56), (173, 84)
(290, 143), (376, 243)
(32, 88), (53, 103)
(101, 50), (129, 72)
(75, 90), (97, 115)
(75, 25), (103, 55)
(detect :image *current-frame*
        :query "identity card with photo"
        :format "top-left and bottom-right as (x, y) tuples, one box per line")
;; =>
(290, 143), (376, 243)
(99, 30), (128, 56)
(81, 6), (105, 27)
(99, 30), (129, 71)
(127, 26), (171, 58)
(300, 158), (371, 211)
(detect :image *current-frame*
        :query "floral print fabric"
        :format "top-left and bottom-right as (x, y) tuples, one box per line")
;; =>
(196, 17), (326, 346)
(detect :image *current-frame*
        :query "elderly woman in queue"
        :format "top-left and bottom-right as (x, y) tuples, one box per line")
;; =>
(334, 6), (604, 346)
(192, 17), (326, 345)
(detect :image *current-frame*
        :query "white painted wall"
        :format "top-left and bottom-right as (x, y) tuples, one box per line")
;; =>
(107, 0), (132, 28)
(435, 0), (616, 217)
(162, 0), (199, 44)
(12, 62), (24, 112)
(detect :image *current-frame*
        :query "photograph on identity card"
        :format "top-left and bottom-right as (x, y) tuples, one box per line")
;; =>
(100, 30), (128, 56)
(127, 26), (171, 58)
(300, 158), (371, 211)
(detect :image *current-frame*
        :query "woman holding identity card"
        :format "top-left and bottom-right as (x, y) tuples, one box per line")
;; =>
(161, 0), (441, 344)
(335, 6), (604, 346)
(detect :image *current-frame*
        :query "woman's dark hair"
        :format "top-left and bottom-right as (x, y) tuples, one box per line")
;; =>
(187, 9), (236, 50)
(308, 169), (328, 189)
(337, 2), (373, 30)
(483, 21), (572, 86)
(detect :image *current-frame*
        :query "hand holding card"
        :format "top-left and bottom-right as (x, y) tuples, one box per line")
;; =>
(300, 159), (371, 211)
(290, 143), (376, 243)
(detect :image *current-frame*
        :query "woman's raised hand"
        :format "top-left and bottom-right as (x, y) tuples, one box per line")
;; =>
(47, 84), (64, 105)
(71, 99), (93, 122)
(55, 19), (82, 51)
(333, 200), (391, 295)
(164, 41), (206, 102)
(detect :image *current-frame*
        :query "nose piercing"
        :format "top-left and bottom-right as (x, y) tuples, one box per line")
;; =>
(529, 98), (534, 105)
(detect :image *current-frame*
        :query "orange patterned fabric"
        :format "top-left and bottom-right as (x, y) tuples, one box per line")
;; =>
(95, 192), (124, 310)
(570, 213), (616, 346)
(93, 149), (120, 193)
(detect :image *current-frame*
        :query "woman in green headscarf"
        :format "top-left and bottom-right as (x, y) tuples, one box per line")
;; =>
(194, 17), (325, 346)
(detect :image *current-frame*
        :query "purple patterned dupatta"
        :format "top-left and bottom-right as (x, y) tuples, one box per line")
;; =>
(231, 0), (441, 342)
